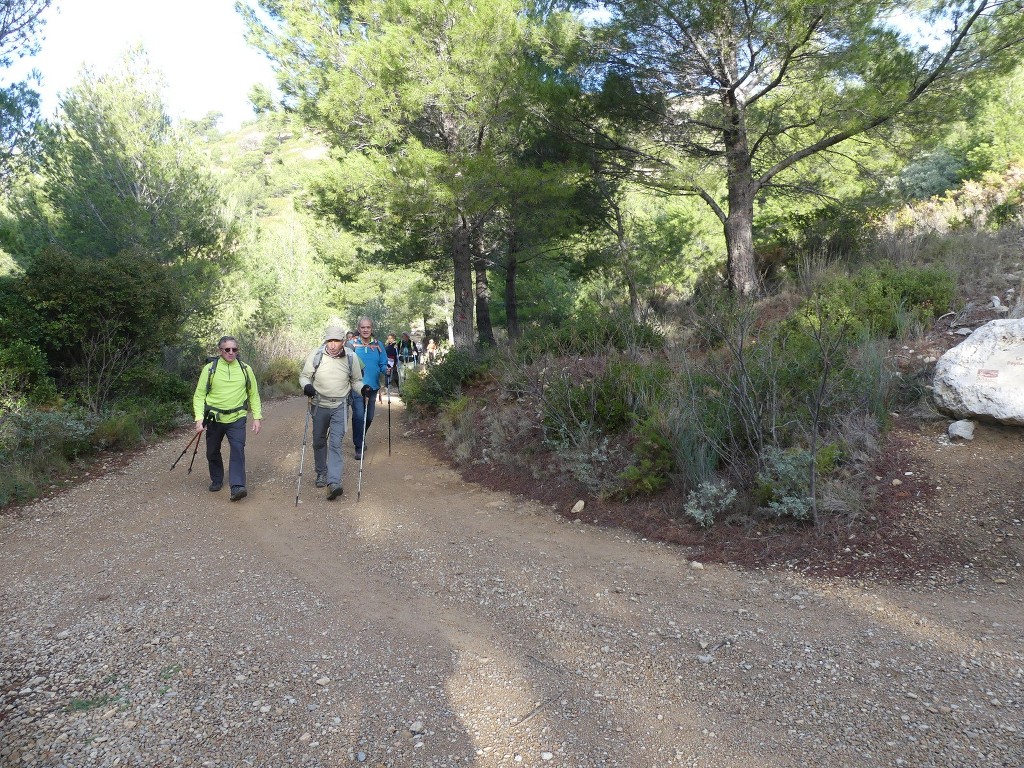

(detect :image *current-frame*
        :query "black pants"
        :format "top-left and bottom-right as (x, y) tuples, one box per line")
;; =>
(206, 417), (247, 488)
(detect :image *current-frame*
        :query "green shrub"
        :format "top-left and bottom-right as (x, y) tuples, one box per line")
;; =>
(401, 348), (489, 412)
(808, 263), (955, 339)
(93, 411), (143, 450)
(440, 396), (476, 463)
(118, 365), (191, 404)
(263, 356), (298, 386)
(517, 308), (663, 363)
(537, 370), (604, 448)
(615, 417), (673, 499)
(105, 387), (186, 436)
(0, 340), (57, 410)
(0, 406), (95, 506)
(683, 479), (737, 528)
(754, 447), (814, 520)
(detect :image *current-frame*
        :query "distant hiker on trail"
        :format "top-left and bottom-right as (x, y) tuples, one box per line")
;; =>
(398, 332), (420, 364)
(299, 325), (366, 501)
(397, 332), (420, 386)
(193, 336), (262, 502)
(346, 316), (388, 460)
(425, 338), (437, 364)
(384, 333), (399, 396)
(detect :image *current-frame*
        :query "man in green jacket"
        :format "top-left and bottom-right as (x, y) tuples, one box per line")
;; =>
(192, 336), (263, 501)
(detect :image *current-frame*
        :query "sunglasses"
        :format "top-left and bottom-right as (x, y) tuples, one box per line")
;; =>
(221, 347), (239, 353)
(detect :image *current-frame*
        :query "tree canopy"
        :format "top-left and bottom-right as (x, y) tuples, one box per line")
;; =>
(589, 0), (1024, 294)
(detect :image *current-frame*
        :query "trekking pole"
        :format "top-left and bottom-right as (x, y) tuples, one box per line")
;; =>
(170, 430), (202, 471)
(357, 393), (369, 501)
(295, 399), (314, 507)
(186, 427), (203, 474)
(387, 373), (392, 456)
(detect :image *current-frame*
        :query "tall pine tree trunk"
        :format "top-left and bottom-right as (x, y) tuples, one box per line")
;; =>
(612, 200), (641, 321)
(723, 84), (761, 297)
(505, 228), (521, 341)
(452, 215), (474, 348)
(473, 227), (495, 345)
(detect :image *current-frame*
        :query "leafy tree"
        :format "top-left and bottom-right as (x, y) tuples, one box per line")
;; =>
(1, 51), (237, 408)
(592, 0), (1024, 295)
(239, 0), (586, 347)
(952, 61), (1024, 176)
(0, 0), (50, 66)
(248, 83), (275, 115)
(0, 0), (51, 189)
(11, 51), (235, 330)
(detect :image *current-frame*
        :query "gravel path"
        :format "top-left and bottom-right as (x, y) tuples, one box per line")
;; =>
(2, 397), (1022, 767)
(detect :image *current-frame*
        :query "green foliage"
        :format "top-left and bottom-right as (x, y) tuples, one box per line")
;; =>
(807, 263), (955, 339)
(615, 417), (673, 499)
(683, 479), (737, 528)
(671, 294), (893, 525)
(896, 150), (964, 201)
(109, 394), (183, 436)
(400, 348), (489, 412)
(754, 447), (815, 521)
(593, 0), (1024, 294)
(17, 51), (232, 266)
(814, 442), (844, 476)
(92, 411), (143, 451)
(517, 309), (663, 363)
(118, 365), (190, 405)
(0, 339), (56, 410)
(263, 357), (298, 386)
(1, 247), (185, 412)
(0, 405), (93, 505)
(440, 395), (477, 463)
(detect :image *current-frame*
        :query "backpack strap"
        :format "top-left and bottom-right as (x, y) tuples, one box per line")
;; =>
(203, 357), (251, 417)
(310, 344), (355, 385)
(310, 344), (326, 384)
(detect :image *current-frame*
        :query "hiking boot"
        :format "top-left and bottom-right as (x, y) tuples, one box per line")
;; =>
(230, 485), (247, 501)
(354, 447), (364, 460)
(314, 472), (327, 488)
(327, 483), (343, 500)
(209, 482), (222, 492)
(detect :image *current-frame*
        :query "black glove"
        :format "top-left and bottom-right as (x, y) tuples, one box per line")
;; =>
(303, 383), (316, 398)
(360, 384), (373, 398)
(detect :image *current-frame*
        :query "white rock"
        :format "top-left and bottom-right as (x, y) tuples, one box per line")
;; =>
(690, 561), (705, 570)
(410, 720), (426, 734)
(541, 752), (554, 761)
(947, 420), (976, 440)
(933, 319), (1024, 424)
(570, 500), (585, 515)
(316, 677), (331, 686)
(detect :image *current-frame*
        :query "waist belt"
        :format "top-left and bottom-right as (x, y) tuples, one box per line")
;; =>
(205, 403), (247, 421)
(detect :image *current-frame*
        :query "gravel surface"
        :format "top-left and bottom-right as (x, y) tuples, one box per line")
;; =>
(2, 397), (1022, 767)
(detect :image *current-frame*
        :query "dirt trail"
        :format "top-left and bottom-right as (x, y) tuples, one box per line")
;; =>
(1, 397), (1021, 767)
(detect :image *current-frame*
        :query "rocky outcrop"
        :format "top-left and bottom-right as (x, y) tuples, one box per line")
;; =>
(933, 319), (1024, 425)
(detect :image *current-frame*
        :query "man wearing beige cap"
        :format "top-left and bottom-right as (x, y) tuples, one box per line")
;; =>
(299, 325), (367, 499)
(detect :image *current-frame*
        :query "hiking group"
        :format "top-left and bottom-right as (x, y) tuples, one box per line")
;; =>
(187, 318), (422, 503)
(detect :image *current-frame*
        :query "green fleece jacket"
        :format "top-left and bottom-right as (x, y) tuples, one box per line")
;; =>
(193, 359), (262, 424)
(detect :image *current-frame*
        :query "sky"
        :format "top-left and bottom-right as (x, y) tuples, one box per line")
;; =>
(4, 0), (278, 131)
